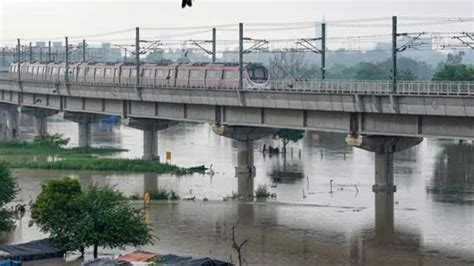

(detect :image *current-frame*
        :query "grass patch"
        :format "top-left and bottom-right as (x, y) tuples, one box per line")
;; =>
(9, 158), (190, 175)
(149, 188), (180, 200)
(255, 185), (271, 199)
(0, 134), (193, 175)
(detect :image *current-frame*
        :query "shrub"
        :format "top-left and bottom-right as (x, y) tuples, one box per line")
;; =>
(255, 185), (271, 199)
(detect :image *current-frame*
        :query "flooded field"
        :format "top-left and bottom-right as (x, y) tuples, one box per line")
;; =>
(1, 118), (473, 265)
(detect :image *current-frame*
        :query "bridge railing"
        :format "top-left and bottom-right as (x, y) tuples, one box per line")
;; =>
(1, 74), (473, 96)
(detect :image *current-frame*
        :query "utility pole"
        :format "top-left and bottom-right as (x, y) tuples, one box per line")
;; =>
(29, 42), (33, 62)
(48, 41), (51, 62)
(321, 23), (326, 80)
(17, 39), (21, 81)
(239, 23), (244, 90)
(392, 16), (397, 92)
(65, 37), (69, 83)
(212, 28), (216, 63)
(135, 27), (140, 88)
(82, 39), (86, 62)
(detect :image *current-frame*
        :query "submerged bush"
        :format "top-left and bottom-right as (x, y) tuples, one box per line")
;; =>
(255, 185), (271, 199)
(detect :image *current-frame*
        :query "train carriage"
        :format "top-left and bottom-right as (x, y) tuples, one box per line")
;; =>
(8, 61), (270, 89)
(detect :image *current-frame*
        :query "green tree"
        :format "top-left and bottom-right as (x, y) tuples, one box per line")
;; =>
(433, 64), (474, 81)
(0, 162), (18, 232)
(274, 129), (304, 155)
(78, 186), (153, 258)
(30, 178), (153, 258)
(30, 177), (84, 251)
(354, 62), (387, 80)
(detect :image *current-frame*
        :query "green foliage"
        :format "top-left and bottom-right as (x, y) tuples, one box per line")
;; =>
(169, 190), (179, 200)
(255, 185), (271, 199)
(275, 129), (304, 144)
(274, 129), (304, 153)
(325, 57), (434, 80)
(33, 134), (70, 149)
(30, 178), (153, 258)
(149, 189), (170, 200)
(148, 188), (180, 200)
(0, 137), (192, 175)
(0, 162), (17, 232)
(432, 64), (474, 81)
(11, 157), (190, 175)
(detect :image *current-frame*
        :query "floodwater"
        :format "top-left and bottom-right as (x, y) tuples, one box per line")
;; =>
(1, 116), (473, 265)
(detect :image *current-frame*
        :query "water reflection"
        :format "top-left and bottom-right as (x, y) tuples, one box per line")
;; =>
(431, 142), (474, 204)
(2, 118), (474, 265)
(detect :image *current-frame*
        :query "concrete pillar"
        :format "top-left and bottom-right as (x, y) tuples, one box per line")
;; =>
(35, 116), (48, 139)
(213, 125), (277, 198)
(7, 107), (19, 140)
(236, 140), (256, 198)
(21, 107), (58, 139)
(374, 151), (395, 240)
(143, 173), (158, 195)
(143, 127), (159, 160)
(127, 118), (178, 161)
(78, 121), (92, 148)
(64, 112), (102, 148)
(346, 135), (423, 241)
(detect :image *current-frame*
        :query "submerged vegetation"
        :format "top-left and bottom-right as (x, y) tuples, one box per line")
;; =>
(0, 134), (191, 175)
(255, 185), (271, 199)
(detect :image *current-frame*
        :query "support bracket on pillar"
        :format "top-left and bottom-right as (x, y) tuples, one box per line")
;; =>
(372, 184), (397, 193)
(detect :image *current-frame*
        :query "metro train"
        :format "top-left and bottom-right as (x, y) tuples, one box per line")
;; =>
(8, 61), (270, 89)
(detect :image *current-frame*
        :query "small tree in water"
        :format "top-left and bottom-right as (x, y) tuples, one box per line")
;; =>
(0, 163), (18, 232)
(274, 129), (304, 155)
(31, 177), (153, 258)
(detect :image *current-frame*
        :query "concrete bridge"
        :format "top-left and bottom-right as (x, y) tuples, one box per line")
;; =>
(0, 76), (473, 241)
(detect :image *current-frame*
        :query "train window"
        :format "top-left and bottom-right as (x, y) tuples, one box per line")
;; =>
(177, 69), (189, 79)
(156, 70), (166, 78)
(224, 71), (239, 80)
(253, 68), (267, 79)
(207, 70), (222, 79)
(143, 69), (152, 78)
(105, 68), (113, 77)
(190, 70), (204, 79)
(96, 68), (104, 77)
(78, 67), (86, 76)
(88, 68), (95, 77)
(122, 69), (130, 78)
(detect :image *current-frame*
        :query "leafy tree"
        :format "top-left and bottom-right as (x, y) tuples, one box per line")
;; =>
(274, 129), (304, 155)
(432, 64), (474, 81)
(30, 178), (84, 251)
(354, 62), (387, 80)
(30, 178), (153, 258)
(78, 186), (153, 258)
(0, 162), (18, 232)
(447, 51), (465, 65)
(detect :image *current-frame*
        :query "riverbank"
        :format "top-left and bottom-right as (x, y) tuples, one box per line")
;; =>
(0, 137), (192, 175)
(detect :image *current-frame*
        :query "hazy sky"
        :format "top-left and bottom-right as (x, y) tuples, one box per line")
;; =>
(1, 0), (472, 46)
